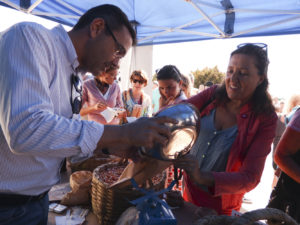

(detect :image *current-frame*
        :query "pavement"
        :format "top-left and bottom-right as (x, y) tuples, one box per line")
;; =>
(241, 152), (274, 213)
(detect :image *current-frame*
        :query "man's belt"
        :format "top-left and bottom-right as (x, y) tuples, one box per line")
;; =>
(0, 191), (48, 206)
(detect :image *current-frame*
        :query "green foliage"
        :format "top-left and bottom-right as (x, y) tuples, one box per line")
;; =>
(192, 66), (225, 88)
(152, 73), (157, 81)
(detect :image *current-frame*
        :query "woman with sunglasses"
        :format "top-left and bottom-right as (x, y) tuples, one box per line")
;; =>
(157, 65), (187, 110)
(80, 68), (124, 125)
(122, 70), (152, 119)
(173, 44), (277, 215)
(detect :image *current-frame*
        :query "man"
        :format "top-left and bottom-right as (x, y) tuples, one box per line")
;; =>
(0, 5), (175, 225)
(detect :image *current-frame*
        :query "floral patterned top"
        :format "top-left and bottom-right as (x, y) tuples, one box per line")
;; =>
(122, 88), (152, 117)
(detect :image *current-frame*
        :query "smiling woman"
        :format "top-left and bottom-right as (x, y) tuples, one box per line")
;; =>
(173, 43), (277, 215)
(122, 70), (152, 118)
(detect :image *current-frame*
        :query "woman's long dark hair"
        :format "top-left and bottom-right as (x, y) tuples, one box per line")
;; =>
(215, 44), (275, 115)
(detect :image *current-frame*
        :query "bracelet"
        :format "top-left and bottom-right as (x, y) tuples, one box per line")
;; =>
(101, 148), (110, 155)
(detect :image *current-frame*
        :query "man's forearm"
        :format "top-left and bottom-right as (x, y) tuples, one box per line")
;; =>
(97, 125), (129, 149)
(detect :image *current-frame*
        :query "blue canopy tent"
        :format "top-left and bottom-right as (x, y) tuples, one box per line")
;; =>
(1, 0), (300, 45)
(1, 0), (300, 93)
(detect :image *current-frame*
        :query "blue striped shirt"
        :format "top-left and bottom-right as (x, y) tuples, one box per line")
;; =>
(0, 23), (104, 195)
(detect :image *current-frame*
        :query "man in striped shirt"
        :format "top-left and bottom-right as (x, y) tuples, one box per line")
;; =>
(0, 4), (175, 225)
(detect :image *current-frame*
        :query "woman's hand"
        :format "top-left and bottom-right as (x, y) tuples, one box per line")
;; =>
(159, 96), (175, 108)
(116, 110), (127, 119)
(132, 104), (142, 117)
(173, 154), (200, 182)
(80, 102), (107, 116)
(173, 154), (215, 187)
(93, 102), (107, 112)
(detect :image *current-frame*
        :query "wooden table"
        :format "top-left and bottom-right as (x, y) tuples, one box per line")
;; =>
(48, 201), (202, 225)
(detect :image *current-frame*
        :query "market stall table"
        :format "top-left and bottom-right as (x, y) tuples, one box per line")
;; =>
(48, 201), (202, 225)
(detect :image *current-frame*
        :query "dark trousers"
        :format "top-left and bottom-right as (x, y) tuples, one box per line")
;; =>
(0, 193), (49, 225)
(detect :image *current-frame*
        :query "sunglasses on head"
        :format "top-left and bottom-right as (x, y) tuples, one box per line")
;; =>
(132, 79), (144, 84)
(237, 42), (268, 56)
(71, 74), (82, 114)
(105, 21), (126, 58)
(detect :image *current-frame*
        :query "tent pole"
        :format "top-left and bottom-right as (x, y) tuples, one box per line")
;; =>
(1, 0), (20, 10)
(139, 11), (225, 43)
(231, 14), (300, 37)
(188, 0), (226, 37)
(26, 0), (43, 13)
(32, 11), (79, 19)
(54, 0), (84, 15)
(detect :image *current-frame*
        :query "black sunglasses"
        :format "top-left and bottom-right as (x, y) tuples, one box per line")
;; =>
(71, 74), (82, 114)
(105, 22), (126, 58)
(132, 79), (144, 84)
(237, 42), (268, 56)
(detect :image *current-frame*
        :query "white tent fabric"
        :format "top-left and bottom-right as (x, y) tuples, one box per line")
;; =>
(1, 0), (300, 45)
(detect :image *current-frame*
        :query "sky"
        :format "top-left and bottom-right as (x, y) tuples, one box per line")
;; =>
(0, 6), (299, 101)
(153, 35), (300, 101)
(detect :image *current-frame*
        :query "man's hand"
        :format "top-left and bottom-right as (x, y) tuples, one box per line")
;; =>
(96, 116), (178, 159)
(124, 116), (177, 148)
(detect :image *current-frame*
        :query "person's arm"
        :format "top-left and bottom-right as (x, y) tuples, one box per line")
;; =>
(211, 112), (277, 195)
(80, 102), (107, 116)
(144, 95), (153, 117)
(274, 127), (300, 182)
(173, 154), (215, 187)
(115, 84), (124, 108)
(0, 23), (102, 159)
(96, 116), (178, 159)
(177, 113), (277, 196)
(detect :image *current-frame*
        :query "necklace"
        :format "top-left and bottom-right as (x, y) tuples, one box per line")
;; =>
(130, 89), (143, 104)
(95, 78), (109, 94)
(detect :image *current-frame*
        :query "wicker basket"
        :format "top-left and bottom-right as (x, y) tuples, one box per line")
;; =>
(91, 162), (166, 225)
(69, 157), (110, 173)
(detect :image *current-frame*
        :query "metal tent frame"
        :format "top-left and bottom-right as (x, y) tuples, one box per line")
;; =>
(1, 0), (300, 45)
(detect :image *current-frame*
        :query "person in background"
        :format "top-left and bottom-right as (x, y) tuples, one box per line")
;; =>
(268, 107), (300, 222)
(284, 94), (300, 124)
(271, 94), (300, 188)
(271, 99), (286, 188)
(204, 81), (214, 89)
(157, 65), (187, 109)
(80, 68), (124, 125)
(122, 70), (152, 118)
(198, 84), (205, 92)
(157, 65), (187, 191)
(188, 73), (199, 96)
(0, 5), (176, 225)
(174, 43), (277, 215)
(152, 80), (160, 114)
(181, 74), (192, 98)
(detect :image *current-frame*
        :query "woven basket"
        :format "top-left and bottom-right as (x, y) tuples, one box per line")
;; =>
(69, 157), (110, 173)
(91, 162), (166, 225)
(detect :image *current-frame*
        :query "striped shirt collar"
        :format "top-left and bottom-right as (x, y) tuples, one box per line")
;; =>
(51, 25), (79, 73)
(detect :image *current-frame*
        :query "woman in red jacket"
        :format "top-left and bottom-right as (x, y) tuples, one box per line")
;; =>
(174, 43), (277, 215)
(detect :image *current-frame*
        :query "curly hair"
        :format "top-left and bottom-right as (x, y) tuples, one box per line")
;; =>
(215, 44), (275, 115)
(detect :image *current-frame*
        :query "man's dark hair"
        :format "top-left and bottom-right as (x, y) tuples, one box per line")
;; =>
(73, 4), (137, 45)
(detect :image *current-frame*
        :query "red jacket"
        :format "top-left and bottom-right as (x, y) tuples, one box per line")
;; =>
(183, 86), (277, 215)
